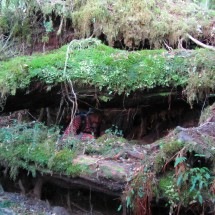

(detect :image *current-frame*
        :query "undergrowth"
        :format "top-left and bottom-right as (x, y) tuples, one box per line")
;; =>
(125, 137), (215, 215)
(0, 121), (84, 180)
(71, 0), (215, 48)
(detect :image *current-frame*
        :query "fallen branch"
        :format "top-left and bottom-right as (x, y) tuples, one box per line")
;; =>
(187, 34), (215, 51)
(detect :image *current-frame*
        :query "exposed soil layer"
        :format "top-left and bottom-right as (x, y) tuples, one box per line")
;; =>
(0, 172), (120, 215)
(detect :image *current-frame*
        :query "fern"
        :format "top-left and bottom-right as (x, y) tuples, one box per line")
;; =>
(174, 156), (187, 167)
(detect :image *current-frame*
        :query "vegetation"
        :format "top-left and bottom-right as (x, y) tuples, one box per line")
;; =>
(0, 115), (214, 214)
(124, 137), (214, 214)
(0, 121), (84, 180)
(199, 101), (215, 124)
(71, 0), (215, 48)
(121, 99), (215, 213)
(0, 1), (214, 214)
(0, 0), (214, 53)
(0, 38), (214, 107)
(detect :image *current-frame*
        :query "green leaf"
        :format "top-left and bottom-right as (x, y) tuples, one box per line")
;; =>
(117, 204), (122, 211)
(126, 196), (131, 208)
(198, 194), (203, 204)
(174, 157), (187, 167)
(199, 181), (204, 190)
(194, 154), (205, 157)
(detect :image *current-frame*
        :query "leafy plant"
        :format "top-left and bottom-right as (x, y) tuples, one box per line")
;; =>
(176, 166), (213, 205)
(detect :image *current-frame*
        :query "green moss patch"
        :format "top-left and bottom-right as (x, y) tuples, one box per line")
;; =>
(154, 140), (185, 172)
(0, 39), (214, 106)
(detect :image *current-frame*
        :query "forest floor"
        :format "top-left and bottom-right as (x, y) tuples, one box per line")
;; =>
(0, 186), (115, 215)
(0, 187), (74, 215)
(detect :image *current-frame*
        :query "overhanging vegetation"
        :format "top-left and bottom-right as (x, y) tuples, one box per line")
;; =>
(0, 39), (214, 106)
(0, 0), (214, 54)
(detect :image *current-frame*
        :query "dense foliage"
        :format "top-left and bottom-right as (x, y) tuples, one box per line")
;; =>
(0, 1), (214, 214)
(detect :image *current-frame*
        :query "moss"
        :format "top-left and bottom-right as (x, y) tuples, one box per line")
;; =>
(154, 140), (185, 172)
(0, 39), (214, 105)
(157, 172), (191, 205)
(99, 166), (113, 179)
(158, 172), (175, 196)
(94, 133), (127, 156)
(71, 0), (214, 48)
(158, 167), (214, 207)
(154, 152), (166, 173)
(199, 102), (215, 124)
(23, 142), (55, 166)
(162, 141), (185, 158)
(1, 0), (214, 50)
(48, 149), (82, 175)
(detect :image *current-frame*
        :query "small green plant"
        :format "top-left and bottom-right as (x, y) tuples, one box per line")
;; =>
(176, 166), (213, 205)
(164, 184), (180, 215)
(156, 141), (214, 214)
(105, 125), (123, 137)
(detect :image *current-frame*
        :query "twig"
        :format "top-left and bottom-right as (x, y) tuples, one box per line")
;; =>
(164, 40), (173, 51)
(0, 28), (14, 52)
(62, 42), (78, 131)
(70, 201), (88, 213)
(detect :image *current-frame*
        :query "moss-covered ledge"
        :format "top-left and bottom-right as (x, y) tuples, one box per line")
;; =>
(0, 122), (145, 197)
(0, 39), (214, 109)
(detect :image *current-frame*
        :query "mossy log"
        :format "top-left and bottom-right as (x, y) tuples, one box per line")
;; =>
(0, 39), (214, 113)
(1, 115), (214, 199)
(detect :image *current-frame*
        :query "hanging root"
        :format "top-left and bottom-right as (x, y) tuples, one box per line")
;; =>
(61, 38), (101, 127)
